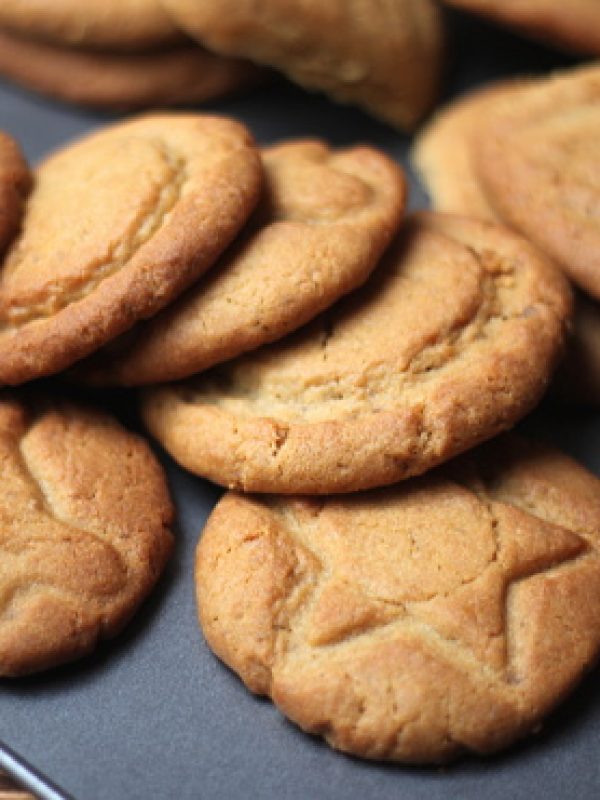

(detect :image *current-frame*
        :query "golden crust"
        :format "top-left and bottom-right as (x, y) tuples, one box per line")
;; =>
(80, 140), (406, 385)
(0, 27), (263, 110)
(0, 114), (262, 385)
(142, 212), (572, 494)
(0, 0), (183, 50)
(474, 64), (600, 300)
(0, 131), (31, 256)
(0, 395), (174, 676)
(161, 0), (445, 130)
(443, 0), (600, 55)
(196, 435), (600, 762)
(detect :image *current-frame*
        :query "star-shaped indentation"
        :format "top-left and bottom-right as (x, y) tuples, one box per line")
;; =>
(291, 482), (587, 678)
(0, 429), (128, 620)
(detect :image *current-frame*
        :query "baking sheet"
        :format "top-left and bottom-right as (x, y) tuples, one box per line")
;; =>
(1, 12), (598, 800)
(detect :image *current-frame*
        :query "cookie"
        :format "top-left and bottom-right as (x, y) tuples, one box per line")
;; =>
(474, 64), (600, 300)
(442, 0), (600, 56)
(80, 140), (406, 386)
(411, 80), (529, 222)
(142, 212), (571, 494)
(161, 0), (444, 131)
(0, 27), (264, 110)
(0, 131), (30, 256)
(411, 80), (600, 408)
(0, 114), (262, 385)
(0, 0), (183, 50)
(196, 435), (600, 762)
(0, 395), (173, 676)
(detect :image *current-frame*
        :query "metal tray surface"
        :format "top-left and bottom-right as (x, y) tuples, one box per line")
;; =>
(1, 13), (597, 800)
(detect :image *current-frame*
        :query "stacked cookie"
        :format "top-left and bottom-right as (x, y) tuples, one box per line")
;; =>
(412, 62), (600, 403)
(0, 0), (445, 128)
(1, 102), (600, 768)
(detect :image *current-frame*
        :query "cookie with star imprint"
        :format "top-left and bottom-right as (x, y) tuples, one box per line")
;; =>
(0, 395), (173, 676)
(196, 435), (600, 761)
(161, 0), (445, 130)
(442, 0), (600, 56)
(142, 212), (571, 494)
(0, 114), (261, 385)
(80, 139), (406, 385)
(0, 0), (183, 50)
(0, 131), (30, 255)
(0, 27), (264, 110)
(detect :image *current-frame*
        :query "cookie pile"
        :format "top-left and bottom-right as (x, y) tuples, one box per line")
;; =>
(2, 99), (600, 766)
(0, 0), (445, 126)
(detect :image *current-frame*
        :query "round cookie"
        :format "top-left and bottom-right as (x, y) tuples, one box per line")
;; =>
(442, 0), (600, 56)
(80, 140), (406, 385)
(142, 212), (572, 494)
(411, 80), (530, 222)
(0, 131), (30, 256)
(474, 64), (600, 301)
(0, 114), (262, 385)
(0, 0), (183, 51)
(196, 435), (600, 762)
(0, 395), (174, 677)
(0, 27), (264, 110)
(161, 0), (445, 131)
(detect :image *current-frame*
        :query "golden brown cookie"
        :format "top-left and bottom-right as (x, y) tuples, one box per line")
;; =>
(196, 435), (600, 762)
(443, 0), (600, 55)
(411, 80), (600, 408)
(0, 395), (174, 677)
(0, 114), (262, 385)
(0, 131), (30, 256)
(474, 64), (600, 300)
(161, 0), (444, 131)
(142, 212), (571, 494)
(80, 140), (406, 386)
(411, 80), (529, 222)
(0, 0), (183, 50)
(0, 27), (263, 110)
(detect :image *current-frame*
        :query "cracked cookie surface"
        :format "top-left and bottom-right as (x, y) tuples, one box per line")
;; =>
(0, 27), (263, 110)
(0, 114), (262, 385)
(0, 396), (174, 677)
(475, 64), (600, 301)
(196, 435), (600, 761)
(80, 139), (406, 385)
(0, 0), (183, 50)
(142, 212), (571, 494)
(0, 131), (30, 256)
(161, 0), (444, 131)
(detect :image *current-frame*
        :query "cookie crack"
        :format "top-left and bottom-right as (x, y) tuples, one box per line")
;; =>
(0, 139), (187, 330)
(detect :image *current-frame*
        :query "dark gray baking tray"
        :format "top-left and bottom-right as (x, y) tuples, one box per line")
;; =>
(1, 12), (597, 800)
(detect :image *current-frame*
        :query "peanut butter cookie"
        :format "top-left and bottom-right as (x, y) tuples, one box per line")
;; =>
(475, 64), (600, 300)
(412, 79), (600, 408)
(0, 28), (263, 110)
(411, 80), (529, 222)
(0, 0), (183, 50)
(196, 435), (600, 762)
(142, 213), (571, 494)
(0, 114), (262, 385)
(81, 140), (406, 385)
(443, 0), (600, 56)
(0, 132), (30, 255)
(161, 0), (444, 131)
(0, 395), (173, 677)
